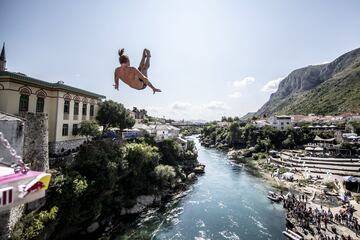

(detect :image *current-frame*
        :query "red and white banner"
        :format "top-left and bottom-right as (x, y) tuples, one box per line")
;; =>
(0, 187), (13, 206)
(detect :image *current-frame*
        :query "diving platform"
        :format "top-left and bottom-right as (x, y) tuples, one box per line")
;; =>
(0, 166), (51, 212)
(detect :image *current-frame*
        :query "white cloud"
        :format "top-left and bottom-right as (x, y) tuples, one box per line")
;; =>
(171, 101), (192, 110)
(261, 77), (284, 93)
(204, 101), (229, 111)
(229, 92), (242, 99)
(147, 108), (161, 117)
(233, 76), (255, 88)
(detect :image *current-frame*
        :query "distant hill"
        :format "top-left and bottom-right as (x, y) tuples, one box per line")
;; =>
(256, 48), (360, 116)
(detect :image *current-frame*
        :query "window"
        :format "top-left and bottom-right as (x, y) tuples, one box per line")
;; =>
(19, 95), (29, 112)
(64, 100), (70, 114)
(82, 103), (87, 116)
(36, 97), (45, 113)
(72, 124), (79, 136)
(74, 102), (79, 115)
(62, 124), (69, 136)
(90, 105), (94, 116)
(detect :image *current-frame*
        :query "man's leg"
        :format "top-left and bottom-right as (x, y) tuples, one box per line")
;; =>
(143, 49), (151, 75)
(138, 49), (148, 77)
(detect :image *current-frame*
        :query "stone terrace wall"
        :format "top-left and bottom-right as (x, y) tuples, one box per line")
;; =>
(49, 138), (85, 154)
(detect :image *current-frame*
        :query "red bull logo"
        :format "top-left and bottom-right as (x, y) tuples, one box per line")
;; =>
(18, 173), (51, 198)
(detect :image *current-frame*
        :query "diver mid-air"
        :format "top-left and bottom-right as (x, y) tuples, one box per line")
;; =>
(114, 48), (161, 94)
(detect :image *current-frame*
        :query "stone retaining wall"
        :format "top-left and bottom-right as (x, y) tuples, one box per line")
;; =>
(20, 112), (49, 172)
(49, 138), (85, 154)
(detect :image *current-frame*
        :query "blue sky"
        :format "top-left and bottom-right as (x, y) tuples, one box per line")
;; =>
(1, 0), (360, 121)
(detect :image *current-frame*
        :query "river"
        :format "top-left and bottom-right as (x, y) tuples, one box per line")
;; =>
(116, 136), (286, 240)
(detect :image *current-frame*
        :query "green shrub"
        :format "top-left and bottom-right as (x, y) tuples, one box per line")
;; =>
(155, 164), (176, 186)
(11, 207), (58, 240)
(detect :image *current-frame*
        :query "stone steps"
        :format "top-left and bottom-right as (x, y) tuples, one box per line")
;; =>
(269, 157), (360, 177)
(281, 156), (360, 168)
(282, 152), (360, 163)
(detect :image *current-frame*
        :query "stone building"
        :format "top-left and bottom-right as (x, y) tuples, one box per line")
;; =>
(131, 107), (147, 120)
(0, 46), (106, 153)
(268, 115), (292, 131)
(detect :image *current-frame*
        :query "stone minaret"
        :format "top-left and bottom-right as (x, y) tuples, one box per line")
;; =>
(0, 42), (6, 71)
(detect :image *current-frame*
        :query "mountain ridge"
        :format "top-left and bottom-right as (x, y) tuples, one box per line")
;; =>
(256, 48), (360, 116)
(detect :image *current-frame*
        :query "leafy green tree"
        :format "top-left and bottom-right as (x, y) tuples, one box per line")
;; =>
(123, 143), (160, 176)
(228, 122), (242, 147)
(282, 134), (295, 149)
(154, 164), (176, 186)
(262, 125), (284, 149)
(158, 139), (184, 165)
(78, 120), (100, 141)
(96, 100), (135, 132)
(349, 120), (360, 135)
(122, 143), (161, 195)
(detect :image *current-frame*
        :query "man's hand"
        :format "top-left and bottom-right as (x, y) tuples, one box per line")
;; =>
(153, 88), (162, 94)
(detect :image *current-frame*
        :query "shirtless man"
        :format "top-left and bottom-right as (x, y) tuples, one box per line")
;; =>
(114, 48), (161, 94)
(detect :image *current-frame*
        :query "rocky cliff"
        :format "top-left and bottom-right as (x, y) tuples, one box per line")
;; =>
(256, 48), (360, 116)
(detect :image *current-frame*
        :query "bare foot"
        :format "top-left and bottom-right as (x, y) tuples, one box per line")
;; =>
(143, 49), (147, 57)
(145, 48), (151, 58)
(113, 84), (119, 90)
(153, 88), (161, 94)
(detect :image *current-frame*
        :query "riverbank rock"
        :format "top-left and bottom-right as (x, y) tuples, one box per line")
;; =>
(193, 164), (205, 174)
(137, 195), (155, 206)
(187, 172), (197, 181)
(86, 222), (99, 233)
(121, 203), (145, 215)
(120, 195), (162, 215)
(227, 150), (242, 159)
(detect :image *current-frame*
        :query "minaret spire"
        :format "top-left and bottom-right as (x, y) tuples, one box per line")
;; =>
(0, 42), (6, 71)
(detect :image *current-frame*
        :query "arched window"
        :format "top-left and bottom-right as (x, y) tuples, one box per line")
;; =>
(36, 90), (46, 113)
(82, 97), (88, 118)
(73, 96), (80, 116)
(18, 87), (31, 112)
(36, 97), (45, 113)
(63, 94), (72, 115)
(89, 99), (95, 117)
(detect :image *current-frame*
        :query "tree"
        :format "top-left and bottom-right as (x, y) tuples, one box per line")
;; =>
(154, 164), (176, 187)
(96, 100), (135, 132)
(78, 120), (100, 141)
(349, 120), (360, 135)
(158, 139), (183, 165)
(228, 122), (242, 147)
